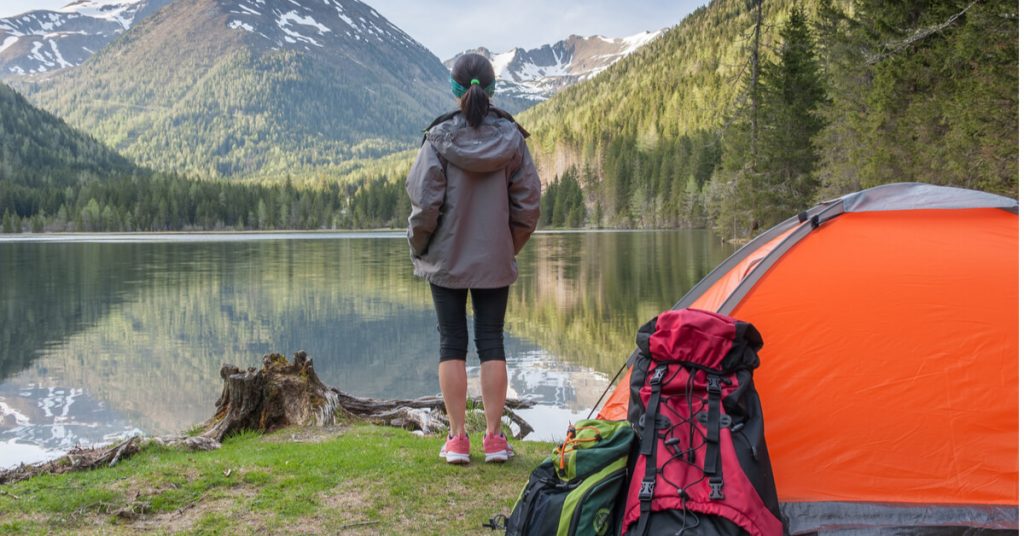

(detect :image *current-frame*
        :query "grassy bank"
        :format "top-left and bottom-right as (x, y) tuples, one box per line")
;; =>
(0, 426), (555, 535)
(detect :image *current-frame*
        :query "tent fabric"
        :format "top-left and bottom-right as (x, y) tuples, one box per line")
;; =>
(782, 502), (1020, 534)
(595, 184), (1019, 532)
(840, 182), (1018, 213)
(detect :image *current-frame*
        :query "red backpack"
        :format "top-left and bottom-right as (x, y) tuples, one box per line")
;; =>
(622, 309), (785, 536)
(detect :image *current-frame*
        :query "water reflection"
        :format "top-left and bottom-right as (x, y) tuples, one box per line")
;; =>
(0, 232), (733, 467)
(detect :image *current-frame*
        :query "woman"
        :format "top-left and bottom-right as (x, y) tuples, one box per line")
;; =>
(405, 53), (541, 464)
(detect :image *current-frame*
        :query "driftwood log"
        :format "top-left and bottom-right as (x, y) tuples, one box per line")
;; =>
(0, 351), (535, 485)
(0, 436), (220, 485)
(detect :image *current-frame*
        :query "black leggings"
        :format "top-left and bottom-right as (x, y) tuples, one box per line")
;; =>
(430, 284), (509, 362)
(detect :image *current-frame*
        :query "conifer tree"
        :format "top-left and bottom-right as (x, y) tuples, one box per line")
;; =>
(710, 6), (826, 238)
(756, 6), (826, 226)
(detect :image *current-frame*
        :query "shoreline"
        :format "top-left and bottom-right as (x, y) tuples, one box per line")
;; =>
(0, 227), (714, 243)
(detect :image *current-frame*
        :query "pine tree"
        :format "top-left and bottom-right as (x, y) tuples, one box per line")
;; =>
(756, 6), (826, 226)
(710, 6), (826, 238)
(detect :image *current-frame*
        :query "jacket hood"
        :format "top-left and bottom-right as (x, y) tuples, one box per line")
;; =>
(425, 112), (521, 173)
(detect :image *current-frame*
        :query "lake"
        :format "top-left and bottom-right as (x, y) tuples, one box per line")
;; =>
(0, 230), (733, 468)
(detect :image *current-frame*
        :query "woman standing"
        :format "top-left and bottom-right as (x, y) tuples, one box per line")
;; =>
(406, 53), (541, 464)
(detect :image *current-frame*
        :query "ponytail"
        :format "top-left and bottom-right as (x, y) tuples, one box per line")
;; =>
(460, 83), (490, 128)
(450, 53), (496, 129)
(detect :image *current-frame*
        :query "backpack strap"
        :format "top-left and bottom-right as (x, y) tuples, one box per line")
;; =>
(422, 108), (531, 144)
(635, 363), (667, 536)
(421, 110), (460, 144)
(489, 106), (531, 139)
(704, 374), (725, 500)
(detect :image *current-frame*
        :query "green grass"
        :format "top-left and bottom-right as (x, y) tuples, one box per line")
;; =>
(0, 426), (555, 535)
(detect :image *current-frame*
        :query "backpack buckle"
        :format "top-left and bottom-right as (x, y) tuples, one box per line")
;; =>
(709, 477), (725, 500)
(707, 375), (721, 394)
(639, 478), (656, 501)
(650, 365), (668, 386)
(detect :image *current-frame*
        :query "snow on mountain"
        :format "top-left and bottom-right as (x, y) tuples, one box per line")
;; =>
(60, 0), (148, 29)
(446, 30), (666, 103)
(24, 0), (453, 177)
(0, 0), (170, 78)
(222, 0), (425, 54)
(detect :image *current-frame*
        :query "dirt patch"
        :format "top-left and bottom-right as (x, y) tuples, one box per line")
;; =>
(308, 484), (378, 534)
(108, 467), (198, 498)
(127, 487), (258, 533)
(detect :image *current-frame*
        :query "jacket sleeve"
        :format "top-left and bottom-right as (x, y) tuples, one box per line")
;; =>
(406, 143), (446, 257)
(508, 138), (542, 255)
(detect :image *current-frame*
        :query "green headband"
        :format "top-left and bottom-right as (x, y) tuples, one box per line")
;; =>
(450, 77), (496, 98)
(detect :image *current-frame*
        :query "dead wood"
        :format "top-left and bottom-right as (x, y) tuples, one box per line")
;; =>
(199, 351), (534, 441)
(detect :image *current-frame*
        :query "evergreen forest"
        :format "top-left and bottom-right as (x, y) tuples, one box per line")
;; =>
(0, 0), (1017, 236)
(524, 0), (1017, 237)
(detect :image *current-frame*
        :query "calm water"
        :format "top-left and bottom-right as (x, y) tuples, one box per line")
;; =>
(0, 231), (733, 468)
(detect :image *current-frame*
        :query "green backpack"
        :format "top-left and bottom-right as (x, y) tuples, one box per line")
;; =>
(491, 419), (634, 536)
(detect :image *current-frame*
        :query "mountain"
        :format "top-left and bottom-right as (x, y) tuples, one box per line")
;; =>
(0, 79), (364, 233)
(0, 0), (172, 78)
(445, 31), (664, 107)
(20, 0), (453, 178)
(517, 0), (1016, 232)
(0, 81), (134, 187)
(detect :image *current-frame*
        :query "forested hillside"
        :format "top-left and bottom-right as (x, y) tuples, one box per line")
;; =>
(0, 80), (410, 233)
(19, 0), (452, 179)
(521, 0), (1018, 236)
(1, 0), (1016, 235)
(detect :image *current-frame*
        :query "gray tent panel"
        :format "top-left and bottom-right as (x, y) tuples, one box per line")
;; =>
(839, 183), (1018, 213)
(783, 502), (1019, 535)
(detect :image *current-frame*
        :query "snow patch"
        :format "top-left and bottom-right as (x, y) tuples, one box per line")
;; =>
(48, 39), (72, 68)
(620, 30), (661, 55)
(0, 36), (19, 55)
(278, 11), (330, 33)
(491, 49), (516, 79)
(276, 10), (330, 47)
(236, 3), (261, 16)
(59, 0), (145, 29)
(29, 40), (55, 68)
(228, 20), (255, 33)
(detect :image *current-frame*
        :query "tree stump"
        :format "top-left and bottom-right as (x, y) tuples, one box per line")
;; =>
(201, 351), (340, 442)
(199, 351), (535, 442)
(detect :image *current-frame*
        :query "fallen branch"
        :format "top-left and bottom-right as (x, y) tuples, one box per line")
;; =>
(331, 389), (534, 439)
(868, 0), (979, 64)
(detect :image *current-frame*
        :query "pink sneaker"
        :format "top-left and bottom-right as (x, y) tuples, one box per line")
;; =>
(483, 432), (514, 463)
(440, 433), (470, 464)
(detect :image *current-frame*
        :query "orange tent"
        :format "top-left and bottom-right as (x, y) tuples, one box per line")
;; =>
(597, 183), (1018, 532)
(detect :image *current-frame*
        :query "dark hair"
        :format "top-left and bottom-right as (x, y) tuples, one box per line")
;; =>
(451, 53), (495, 128)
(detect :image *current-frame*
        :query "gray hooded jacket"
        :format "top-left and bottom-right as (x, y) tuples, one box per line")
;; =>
(406, 111), (541, 288)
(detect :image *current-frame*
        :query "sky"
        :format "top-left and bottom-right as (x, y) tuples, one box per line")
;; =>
(0, 0), (708, 60)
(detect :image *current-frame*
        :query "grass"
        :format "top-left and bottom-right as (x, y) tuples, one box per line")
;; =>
(0, 425), (555, 535)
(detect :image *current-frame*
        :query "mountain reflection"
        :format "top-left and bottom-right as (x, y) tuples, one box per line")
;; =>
(0, 232), (732, 466)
